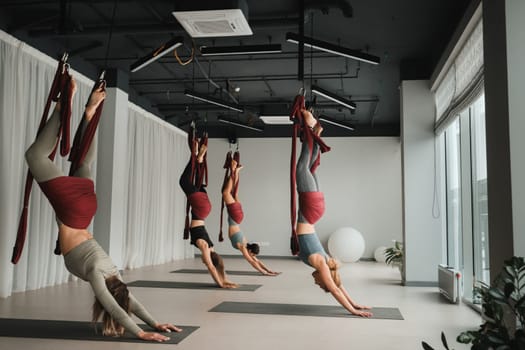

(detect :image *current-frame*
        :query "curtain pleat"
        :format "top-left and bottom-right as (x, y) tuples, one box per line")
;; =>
(0, 30), (93, 297)
(124, 105), (191, 269)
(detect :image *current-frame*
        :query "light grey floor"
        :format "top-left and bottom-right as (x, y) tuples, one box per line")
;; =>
(0, 258), (480, 349)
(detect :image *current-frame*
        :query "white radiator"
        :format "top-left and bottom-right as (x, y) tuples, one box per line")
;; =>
(438, 264), (461, 303)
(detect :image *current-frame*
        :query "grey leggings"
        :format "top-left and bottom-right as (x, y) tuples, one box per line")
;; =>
(296, 140), (320, 193)
(296, 140), (320, 223)
(25, 107), (95, 183)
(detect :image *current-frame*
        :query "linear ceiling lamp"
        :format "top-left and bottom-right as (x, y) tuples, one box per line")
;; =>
(286, 32), (380, 65)
(218, 116), (263, 132)
(259, 115), (293, 125)
(130, 36), (183, 72)
(200, 44), (282, 56)
(184, 89), (244, 112)
(318, 115), (355, 131)
(311, 85), (356, 110)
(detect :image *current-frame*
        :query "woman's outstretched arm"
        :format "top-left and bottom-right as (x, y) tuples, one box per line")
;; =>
(89, 274), (170, 341)
(129, 294), (182, 333)
(197, 241), (236, 288)
(315, 261), (372, 317)
(339, 285), (372, 310)
(239, 246), (279, 275)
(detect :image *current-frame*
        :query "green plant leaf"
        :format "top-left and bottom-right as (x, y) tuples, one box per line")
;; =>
(421, 341), (435, 350)
(457, 331), (476, 344)
(503, 282), (515, 298)
(516, 295), (525, 309)
(488, 288), (507, 302)
(504, 265), (516, 280)
(440, 332), (450, 350)
(487, 334), (506, 344)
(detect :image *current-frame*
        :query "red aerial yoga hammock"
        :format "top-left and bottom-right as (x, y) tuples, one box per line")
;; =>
(11, 65), (107, 263)
(183, 123), (210, 240)
(289, 94), (331, 255)
(51, 72), (106, 255)
(218, 149), (243, 242)
(11, 55), (74, 264)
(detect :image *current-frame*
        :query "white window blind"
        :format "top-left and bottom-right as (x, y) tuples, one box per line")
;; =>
(434, 19), (484, 134)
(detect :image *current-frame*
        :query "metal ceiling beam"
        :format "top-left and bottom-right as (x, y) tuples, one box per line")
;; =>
(130, 71), (358, 85)
(27, 17), (299, 38)
(154, 99), (379, 111)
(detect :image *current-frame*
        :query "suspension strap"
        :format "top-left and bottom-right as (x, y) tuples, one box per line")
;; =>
(289, 95), (330, 255)
(12, 55), (73, 264)
(68, 72), (106, 175)
(219, 151), (233, 242)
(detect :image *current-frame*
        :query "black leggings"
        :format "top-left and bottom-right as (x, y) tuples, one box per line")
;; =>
(179, 158), (206, 196)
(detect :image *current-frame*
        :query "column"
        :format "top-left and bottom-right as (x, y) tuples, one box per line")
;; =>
(93, 68), (129, 269)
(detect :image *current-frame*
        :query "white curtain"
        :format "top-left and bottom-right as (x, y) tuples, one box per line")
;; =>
(123, 105), (192, 269)
(0, 29), (192, 298)
(0, 30), (95, 298)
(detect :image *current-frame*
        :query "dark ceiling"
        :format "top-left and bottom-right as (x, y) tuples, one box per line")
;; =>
(0, 0), (471, 138)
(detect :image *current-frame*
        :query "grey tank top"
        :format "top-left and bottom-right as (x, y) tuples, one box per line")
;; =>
(64, 239), (157, 335)
(298, 233), (328, 267)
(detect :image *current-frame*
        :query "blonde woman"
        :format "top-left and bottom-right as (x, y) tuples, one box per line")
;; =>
(221, 159), (279, 275)
(24, 78), (181, 341)
(294, 108), (372, 317)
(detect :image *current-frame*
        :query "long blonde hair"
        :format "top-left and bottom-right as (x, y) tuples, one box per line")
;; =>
(92, 276), (130, 337)
(312, 258), (341, 292)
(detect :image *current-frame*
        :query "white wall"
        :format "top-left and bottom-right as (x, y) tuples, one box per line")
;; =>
(202, 137), (402, 259)
(401, 80), (443, 284)
(507, 0), (525, 257)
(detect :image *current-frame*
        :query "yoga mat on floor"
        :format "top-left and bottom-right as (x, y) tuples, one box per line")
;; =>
(171, 269), (263, 276)
(209, 301), (404, 320)
(0, 318), (198, 344)
(128, 280), (261, 291)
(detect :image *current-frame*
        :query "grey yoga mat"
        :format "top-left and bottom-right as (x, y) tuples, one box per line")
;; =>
(0, 318), (198, 344)
(171, 268), (263, 276)
(128, 280), (261, 291)
(209, 301), (404, 320)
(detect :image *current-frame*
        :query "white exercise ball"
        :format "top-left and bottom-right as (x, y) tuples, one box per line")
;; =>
(327, 227), (365, 263)
(374, 246), (387, 263)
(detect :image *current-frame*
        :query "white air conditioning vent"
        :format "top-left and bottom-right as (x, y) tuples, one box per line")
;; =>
(173, 9), (253, 38)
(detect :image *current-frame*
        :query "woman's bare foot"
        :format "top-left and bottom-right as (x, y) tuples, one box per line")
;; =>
(55, 77), (77, 113)
(69, 77), (77, 99)
(85, 85), (106, 121)
(197, 144), (207, 163)
(231, 159), (243, 173)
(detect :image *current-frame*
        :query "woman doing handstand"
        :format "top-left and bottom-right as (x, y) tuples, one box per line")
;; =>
(221, 158), (279, 276)
(24, 77), (181, 341)
(179, 129), (238, 288)
(293, 106), (372, 318)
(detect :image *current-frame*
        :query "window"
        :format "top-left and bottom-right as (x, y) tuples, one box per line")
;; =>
(441, 92), (488, 305)
(445, 119), (462, 268)
(470, 93), (489, 290)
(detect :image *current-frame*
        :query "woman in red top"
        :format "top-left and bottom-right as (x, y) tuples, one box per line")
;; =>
(24, 77), (181, 341)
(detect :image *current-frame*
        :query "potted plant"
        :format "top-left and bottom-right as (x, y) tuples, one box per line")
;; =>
(384, 240), (404, 280)
(422, 256), (525, 350)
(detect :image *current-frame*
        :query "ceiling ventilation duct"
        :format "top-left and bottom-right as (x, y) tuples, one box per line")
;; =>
(173, 0), (252, 38)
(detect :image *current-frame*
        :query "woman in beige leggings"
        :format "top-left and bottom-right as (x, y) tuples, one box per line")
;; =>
(25, 78), (181, 341)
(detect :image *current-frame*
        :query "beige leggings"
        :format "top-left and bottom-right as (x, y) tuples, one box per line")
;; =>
(25, 107), (95, 183)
